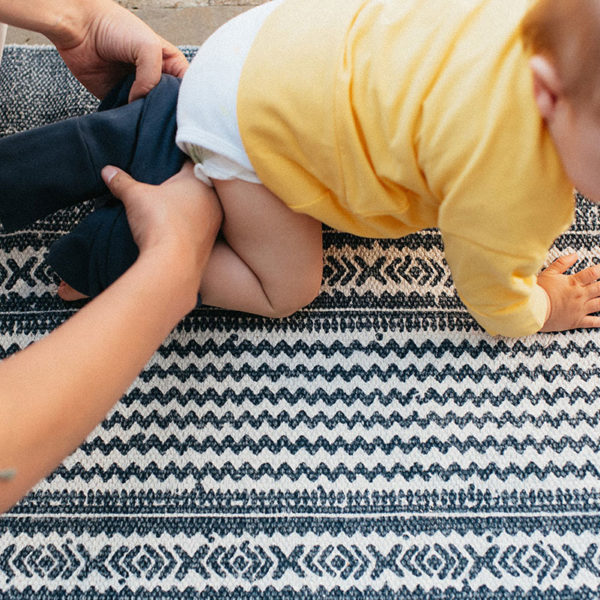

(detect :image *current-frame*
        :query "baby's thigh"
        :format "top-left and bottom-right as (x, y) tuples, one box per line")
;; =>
(214, 178), (323, 304)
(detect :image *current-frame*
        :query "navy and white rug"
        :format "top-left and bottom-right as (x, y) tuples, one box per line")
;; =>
(2, 46), (600, 599)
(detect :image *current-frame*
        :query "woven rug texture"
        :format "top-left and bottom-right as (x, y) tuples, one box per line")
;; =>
(1, 46), (600, 599)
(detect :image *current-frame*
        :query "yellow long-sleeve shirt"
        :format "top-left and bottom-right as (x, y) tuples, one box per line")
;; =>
(237, 0), (575, 337)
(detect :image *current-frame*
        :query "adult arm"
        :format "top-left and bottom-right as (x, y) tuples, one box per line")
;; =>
(0, 0), (188, 100)
(0, 163), (222, 513)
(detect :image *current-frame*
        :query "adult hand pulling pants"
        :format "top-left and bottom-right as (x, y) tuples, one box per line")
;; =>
(0, 73), (186, 297)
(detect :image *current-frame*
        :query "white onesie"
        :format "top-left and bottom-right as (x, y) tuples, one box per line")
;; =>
(176, 0), (283, 186)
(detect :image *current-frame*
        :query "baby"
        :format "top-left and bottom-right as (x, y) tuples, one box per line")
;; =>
(1, 0), (600, 337)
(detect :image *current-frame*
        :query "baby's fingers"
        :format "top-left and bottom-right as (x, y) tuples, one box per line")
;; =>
(576, 263), (600, 286)
(544, 253), (579, 275)
(580, 315), (600, 329)
(585, 281), (600, 301)
(586, 295), (600, 313)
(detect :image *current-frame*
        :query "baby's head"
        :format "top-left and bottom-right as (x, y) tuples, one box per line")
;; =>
(522, 0), (600, 201)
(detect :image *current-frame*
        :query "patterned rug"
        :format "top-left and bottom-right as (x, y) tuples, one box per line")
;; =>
(2, 45), (600, 599)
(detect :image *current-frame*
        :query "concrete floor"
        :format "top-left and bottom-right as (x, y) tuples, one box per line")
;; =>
(6, 5), (254, 47)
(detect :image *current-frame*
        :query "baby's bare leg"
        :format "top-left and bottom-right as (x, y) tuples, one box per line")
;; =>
(200, 179), (323, 317)
(57, 281), (89, 301)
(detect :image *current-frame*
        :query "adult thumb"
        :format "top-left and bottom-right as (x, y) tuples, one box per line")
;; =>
(101, 166), (139, 202)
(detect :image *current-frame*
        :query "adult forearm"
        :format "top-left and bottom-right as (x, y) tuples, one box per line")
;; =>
(0, 0), (106, 45)
(0, 248), (198, 513)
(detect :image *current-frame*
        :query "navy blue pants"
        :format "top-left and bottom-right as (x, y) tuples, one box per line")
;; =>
(0, 74), (185, 297)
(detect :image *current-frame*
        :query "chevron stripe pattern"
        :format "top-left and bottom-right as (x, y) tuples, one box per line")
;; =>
(2, 46), (600, 599)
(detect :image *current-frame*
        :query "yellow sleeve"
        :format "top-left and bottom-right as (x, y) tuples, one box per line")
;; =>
(435, 149), (573, 337)
(426, 75), (574, 337)
(441, 231), (550, 337)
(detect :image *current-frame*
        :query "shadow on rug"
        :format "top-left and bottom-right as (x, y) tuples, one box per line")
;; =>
(1, 46), (600, 599)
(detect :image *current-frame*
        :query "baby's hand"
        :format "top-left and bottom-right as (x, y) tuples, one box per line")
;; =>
(537, 253), (600, 332)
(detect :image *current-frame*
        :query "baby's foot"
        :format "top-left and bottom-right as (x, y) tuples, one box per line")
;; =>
(57, 281), (89, 301)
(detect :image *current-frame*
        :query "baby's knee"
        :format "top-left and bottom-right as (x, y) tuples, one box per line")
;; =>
(268, 292), (318, 318)
(268, 263), (323, 318)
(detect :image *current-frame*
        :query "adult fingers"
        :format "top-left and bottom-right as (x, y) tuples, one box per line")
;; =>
(159, 39), (189, 78)
(128, 39), (188, 102)
(127, 42), (163, 102)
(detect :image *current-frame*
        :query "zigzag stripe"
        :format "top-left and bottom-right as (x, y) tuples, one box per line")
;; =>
(93, 407), (599, 437)
(46, 460), (600, 483)
(139, 366), (594, 396)
(77, 433), (600, 458)
(64, 446), (600, 477)
(151, 337), (600, 362)
(99, 408), (600, 435)
(2, 343), (592, 402)
(136, 362), (600, 385)
(131, 374), (600, 401)
(123, 382), (599, 409)
(115, 387), (597, 418)
(139, 361), (597, 396)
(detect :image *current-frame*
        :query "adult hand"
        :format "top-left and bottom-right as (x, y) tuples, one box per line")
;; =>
(101, 162), (223, 283)
(0, 164), (221, 514)
(49, 0), (188, 101)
